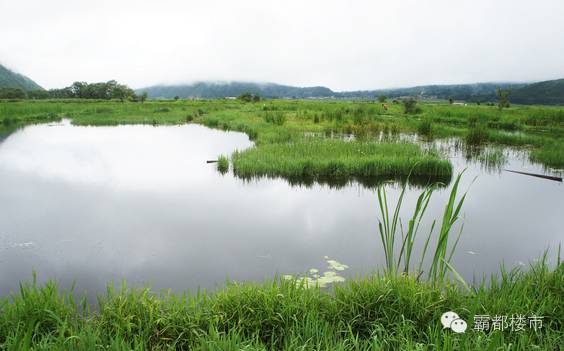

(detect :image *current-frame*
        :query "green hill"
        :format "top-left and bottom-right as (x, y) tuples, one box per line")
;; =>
(341, 82), (527, 102)
(511, 78), (564, 105)
(137, 81), (525, 102)
(138, 82), (334, 99)
(0, 63), (43, 91)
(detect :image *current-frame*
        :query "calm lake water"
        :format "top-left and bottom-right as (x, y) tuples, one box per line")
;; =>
(0, 121), (562, 297)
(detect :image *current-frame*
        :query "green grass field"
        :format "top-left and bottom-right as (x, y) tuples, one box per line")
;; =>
(2, 98), (563, 177)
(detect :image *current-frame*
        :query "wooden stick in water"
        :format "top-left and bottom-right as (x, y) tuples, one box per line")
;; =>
(504, 169), (562, 182)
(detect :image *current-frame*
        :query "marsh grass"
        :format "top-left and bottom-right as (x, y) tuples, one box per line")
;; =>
(530, 140), (564, 168)
(0, 259), (561, 350)
(417, 119), (433, 138)
(263, 111), (286, 125)
(217, 155), (229, 174)
(465, 125), (489, 146)
(475, 148), (508, 170)
(232, 140), (452, 182)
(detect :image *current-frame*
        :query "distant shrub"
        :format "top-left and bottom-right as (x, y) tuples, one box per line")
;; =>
(238, 92), (261, 102)
(186, 115), (194, 122)
(402, 98), (422, 114)
(313, 114), (320, 124)
(497, 88), (511, 110)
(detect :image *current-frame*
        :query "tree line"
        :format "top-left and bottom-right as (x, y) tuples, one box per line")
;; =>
(0, 80), (147, 102)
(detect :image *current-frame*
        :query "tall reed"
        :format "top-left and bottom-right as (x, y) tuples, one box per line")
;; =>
(376, 171), (469, 288)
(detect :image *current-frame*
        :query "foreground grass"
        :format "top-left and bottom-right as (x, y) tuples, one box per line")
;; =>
(0, 262), (561, 350)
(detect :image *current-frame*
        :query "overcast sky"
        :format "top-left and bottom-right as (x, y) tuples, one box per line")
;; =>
(1, 0), (564, 91)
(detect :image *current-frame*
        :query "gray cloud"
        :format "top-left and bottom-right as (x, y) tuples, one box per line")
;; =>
(2, 0), (563, 90)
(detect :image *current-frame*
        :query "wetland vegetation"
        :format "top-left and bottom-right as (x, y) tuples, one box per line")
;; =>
(2, 98), (563, 182)
(1, 98), (563, 350)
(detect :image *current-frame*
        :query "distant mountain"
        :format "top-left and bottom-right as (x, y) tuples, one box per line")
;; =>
(0, 63), (43, 91)
(138, 78), (564, 105)
(340, 82), (528, 102)
(137, 81), (526, 102)
(511, 79), (564, 105)
(138, 82), (334, 99)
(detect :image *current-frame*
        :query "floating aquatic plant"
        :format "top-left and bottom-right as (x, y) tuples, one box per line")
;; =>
(283, 256), (349, 288)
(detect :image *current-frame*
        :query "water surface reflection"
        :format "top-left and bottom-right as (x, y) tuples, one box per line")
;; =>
(0, 121), (562, 297)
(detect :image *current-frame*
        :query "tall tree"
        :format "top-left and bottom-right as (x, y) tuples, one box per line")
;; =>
(497, 88), (511, 110)
(140, 91), (148, 103)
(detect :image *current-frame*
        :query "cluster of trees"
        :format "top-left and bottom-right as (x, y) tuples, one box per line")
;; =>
(0, 80), (147, 102)
(49, 81), (136, 100)
(237, 92), (261, 102)
(0, 87), (28, 99)
(403, 98), (422, 114)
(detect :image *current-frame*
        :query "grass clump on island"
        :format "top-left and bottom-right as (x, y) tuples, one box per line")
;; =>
(231, 139), (452, 181)
(0, 262), (561, 350)
(216, 155), (229, 174)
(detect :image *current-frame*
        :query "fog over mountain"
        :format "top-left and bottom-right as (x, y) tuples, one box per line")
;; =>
(0, 63), (43, 91)
(2, 0), (563, 90)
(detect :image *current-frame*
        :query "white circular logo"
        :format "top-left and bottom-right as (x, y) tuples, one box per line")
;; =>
(440, 311), (460, 329)
(450, 318), (468, 333)
(440, 311), (467, 333)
